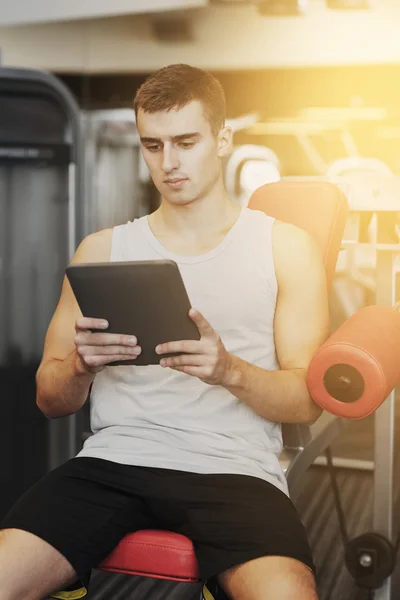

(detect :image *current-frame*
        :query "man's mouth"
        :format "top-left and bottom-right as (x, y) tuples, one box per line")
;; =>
(164, 178), (188, 188)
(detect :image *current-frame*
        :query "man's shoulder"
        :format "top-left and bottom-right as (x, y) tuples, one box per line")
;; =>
(271, 220), (323, 281)
(87, 228), (114, 245)
(72, 228), (114, 264)
(272, 219), (318, 252)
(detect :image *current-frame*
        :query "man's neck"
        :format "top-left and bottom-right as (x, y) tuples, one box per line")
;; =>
(147, 185), (242, 255)
(150, 180), (240, 238)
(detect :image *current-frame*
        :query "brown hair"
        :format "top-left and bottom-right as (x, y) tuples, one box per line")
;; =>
(134, 64), (226, 136)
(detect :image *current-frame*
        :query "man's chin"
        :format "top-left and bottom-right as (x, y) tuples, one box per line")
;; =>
(164, 194), (196, 206)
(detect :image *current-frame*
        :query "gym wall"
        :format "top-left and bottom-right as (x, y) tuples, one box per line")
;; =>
(0, 1), (400, 73)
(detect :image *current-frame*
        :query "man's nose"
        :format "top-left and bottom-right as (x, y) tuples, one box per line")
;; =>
(162, 145), (180, 173)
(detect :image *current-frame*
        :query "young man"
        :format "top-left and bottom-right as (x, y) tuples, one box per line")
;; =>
(0, 64), (329, 600)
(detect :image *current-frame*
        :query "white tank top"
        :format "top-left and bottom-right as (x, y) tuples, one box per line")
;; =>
(77, 208), (288, 495)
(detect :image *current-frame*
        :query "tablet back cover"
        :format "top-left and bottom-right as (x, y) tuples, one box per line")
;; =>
(66, 260), (200, 366)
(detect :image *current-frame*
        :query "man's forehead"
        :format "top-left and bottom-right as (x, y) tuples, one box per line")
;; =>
(136, 101), (208, 136)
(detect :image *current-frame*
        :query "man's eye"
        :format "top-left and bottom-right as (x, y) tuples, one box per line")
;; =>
(179, 143), (194, 149)
(147, 145), (160, 152)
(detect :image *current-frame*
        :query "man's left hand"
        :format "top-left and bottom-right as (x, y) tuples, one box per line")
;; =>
(155, 308), (233, 386)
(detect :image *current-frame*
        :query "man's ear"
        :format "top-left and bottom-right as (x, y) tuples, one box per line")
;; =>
(217, 125), (233, 158)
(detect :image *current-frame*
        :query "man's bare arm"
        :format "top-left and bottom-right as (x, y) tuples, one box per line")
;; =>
(222, 221), (330, 423)
(36, 230), (112, 419)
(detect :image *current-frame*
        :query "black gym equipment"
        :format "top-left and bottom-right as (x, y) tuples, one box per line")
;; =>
(0, 67), (85, 519)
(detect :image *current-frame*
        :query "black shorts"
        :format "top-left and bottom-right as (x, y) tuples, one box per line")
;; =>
(1, 457), (315, 592)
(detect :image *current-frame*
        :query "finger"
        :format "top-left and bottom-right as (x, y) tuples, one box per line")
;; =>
(170, 365), (204, 377)
(83, 354), (141, 367)
(156, 340), (202, 355)
(160, 354), (206, 368)
(107, 355), (141, 364)
(188, 309), (216, 337)
(75, 332), (138, 347)
(75, 317), (109, 332)
(79, 345), (141, 358)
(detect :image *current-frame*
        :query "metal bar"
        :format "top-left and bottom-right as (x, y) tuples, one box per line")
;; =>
(373, 247), (396, 600)
(340, 129), (359, 158)
(285, 415), (349, 494)
(313, 456), (374, 471)
(294, 133), (328, 175)
(325, 447), (349, 545)
(48, 164), (79, 471)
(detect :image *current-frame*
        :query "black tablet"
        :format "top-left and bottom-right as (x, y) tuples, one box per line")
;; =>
(65, 260), (200, 366)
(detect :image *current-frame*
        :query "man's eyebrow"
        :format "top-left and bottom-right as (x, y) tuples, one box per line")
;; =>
(140, 133), (202, 144)
(173, 133), (202, 142)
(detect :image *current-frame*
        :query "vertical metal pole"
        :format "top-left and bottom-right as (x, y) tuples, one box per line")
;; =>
(48, 164), (78, 472)
(373, 244), (396, 600)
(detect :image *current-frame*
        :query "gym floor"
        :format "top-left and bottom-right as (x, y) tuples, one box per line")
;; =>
(68, 404), (400, 600)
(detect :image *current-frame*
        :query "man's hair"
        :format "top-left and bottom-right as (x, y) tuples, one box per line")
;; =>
(134, 64), (226, 136)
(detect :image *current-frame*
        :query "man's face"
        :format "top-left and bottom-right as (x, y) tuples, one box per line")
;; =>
(137, 100), (230, 206)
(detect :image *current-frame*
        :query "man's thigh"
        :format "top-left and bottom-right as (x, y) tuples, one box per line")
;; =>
(1, 457), (156, 589)
(150, 471), (315, 593)
(218, 555), (318, 600)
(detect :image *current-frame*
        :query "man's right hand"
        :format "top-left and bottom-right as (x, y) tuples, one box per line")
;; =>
(74, 317), (142, 373)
